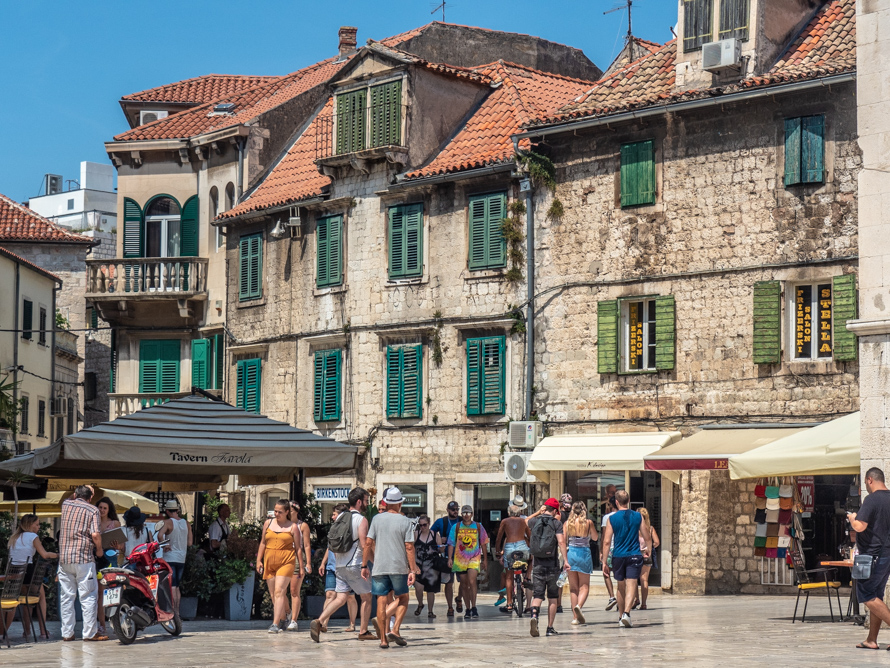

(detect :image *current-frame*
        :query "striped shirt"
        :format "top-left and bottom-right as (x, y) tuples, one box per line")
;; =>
(60, 498), (100, 564)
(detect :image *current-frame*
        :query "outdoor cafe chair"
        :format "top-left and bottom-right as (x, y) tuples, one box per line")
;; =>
(790, 547), (843, 623)
(18, 557), (51, 642)
(0, 562), (27, 648)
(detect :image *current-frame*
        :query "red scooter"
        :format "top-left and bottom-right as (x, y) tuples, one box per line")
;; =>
(99, 540), (182, 644)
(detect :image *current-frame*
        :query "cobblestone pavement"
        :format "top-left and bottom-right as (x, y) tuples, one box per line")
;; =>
(1, 593), (884, 667)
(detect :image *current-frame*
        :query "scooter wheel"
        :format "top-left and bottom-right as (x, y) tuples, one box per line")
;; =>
(112, 605), (138, 645)
(161, 612), (182, 636)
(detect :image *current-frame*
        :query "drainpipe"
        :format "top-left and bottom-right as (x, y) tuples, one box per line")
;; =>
(236, 138), (245, 204)
(12, 264), (20, 435)
(520, 177), (534, 419)
(51, 284), (58, 442)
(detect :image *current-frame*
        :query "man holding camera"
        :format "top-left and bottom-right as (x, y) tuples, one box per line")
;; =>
(847, 467), (890, 650)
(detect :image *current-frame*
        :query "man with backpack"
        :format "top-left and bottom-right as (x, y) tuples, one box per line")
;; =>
(526, 498), (570, 637)
(310, 487), (376, 642)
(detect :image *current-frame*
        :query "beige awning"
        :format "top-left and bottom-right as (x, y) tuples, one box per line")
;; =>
(0, 488), (159, 517)
(645, 428), (807, 472)
(528, 431), (682, 477)
(728, 413), (860, 480)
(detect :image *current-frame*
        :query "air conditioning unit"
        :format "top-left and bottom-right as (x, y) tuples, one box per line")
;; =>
(51, 397), (67, 416)
(505, 452), (533, 483)
(45, 174), (63, 195)
(701, 38), (742, 73)
(509, 421), (543, 450)
(139, 110), (168, 125)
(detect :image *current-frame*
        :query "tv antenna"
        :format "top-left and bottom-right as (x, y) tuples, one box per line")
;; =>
(604, 0), (640, 62)
(431, 0), (445, 22)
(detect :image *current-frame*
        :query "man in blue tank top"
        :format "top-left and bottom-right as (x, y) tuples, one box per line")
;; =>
(600, 490), (650, 628)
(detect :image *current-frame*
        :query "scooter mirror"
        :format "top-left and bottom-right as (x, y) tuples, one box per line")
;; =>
(154, 520), (166, 533)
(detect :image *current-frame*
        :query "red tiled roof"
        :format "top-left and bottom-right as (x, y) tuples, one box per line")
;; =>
(217, 99), (333, 220)
(530, 0), (855, 128)
(404, 61), (596, 180)
(0, 246), (62, 282)
(121, 74), (280, 104)
(115, 58), (347, 142)
(0, 194), (95, 245)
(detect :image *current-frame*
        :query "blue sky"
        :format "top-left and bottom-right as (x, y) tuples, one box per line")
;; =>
(0, 1), (676, 203)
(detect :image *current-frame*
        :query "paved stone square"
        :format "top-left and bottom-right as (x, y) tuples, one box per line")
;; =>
(1, 593), (883, 667)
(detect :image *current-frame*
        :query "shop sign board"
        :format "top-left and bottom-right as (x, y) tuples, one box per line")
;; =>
(797, 476), (815, 513)
(314, 486), (351, 502)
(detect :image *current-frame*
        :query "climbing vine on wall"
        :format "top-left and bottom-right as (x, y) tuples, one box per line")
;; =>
(502, 201), (526, 283)
(515, 149), (564, 220)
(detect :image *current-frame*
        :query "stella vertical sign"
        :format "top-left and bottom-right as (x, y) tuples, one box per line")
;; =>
(817, 283), (832, 357)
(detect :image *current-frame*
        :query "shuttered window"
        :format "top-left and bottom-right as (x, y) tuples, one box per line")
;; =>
(597, 300), (619, 374)
(317, 215), (343, 288)
(236, 358), (262, 414)
(719, 0), (749, 40)
(389, 203), (423, 279)
(466, 336), (505, 415)
(180, 195), (199, 257)
(468, 192), (507, 271)
(787, 275), (857, 362)
(37, 400), (46, 437)
(832, 274), (857, 362)
(38, 307), (47, 345)
(753, 281), (781, 364)
(336, 89), (367, 154)
(620, 140), (656, 208)
(22, 299), (33, 340)
(370, 80), (402, 148)
(212, 333), (225, 390)
(784, 115), (825, 186)
(386, 345), (422, 419)
(684, 0), (713, 51)
(139, 340), (181, 394)
(191, 339), (210, 390)
(314, 349), (342, 422)
(20, 396), (29, 434)
(89, 306), (99, 329)
(110, 329), (117, 392)
(122, 197), (143, 258)
(239, 233), (263, 301)
(598, 297), (675, 373)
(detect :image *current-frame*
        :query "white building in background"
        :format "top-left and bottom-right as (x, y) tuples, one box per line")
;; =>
(27, 162), (117, 234)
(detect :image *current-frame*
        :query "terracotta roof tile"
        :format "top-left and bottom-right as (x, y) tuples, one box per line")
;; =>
(530, 0), (855, 128)
(0, 246), (62, 282)
(0, 193), (95, 245)
(121, 74), (280, 104)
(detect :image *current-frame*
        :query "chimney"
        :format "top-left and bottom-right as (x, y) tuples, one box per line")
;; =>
(338, 26), (358, 55)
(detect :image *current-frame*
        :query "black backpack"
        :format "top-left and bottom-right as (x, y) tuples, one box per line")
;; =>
(328, 510), (356, 553)
(530, 515), (558, 559)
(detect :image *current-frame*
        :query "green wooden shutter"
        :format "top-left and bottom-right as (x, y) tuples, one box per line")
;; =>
(235, 358), (261, 413)
(336, 89), (367, 154)
(832, 274), (857, 361)
(621, 140), (655, 207)
(486, 193), (507, 268)
(236, 360), (245, 409)
(22, 299), (33, 340)
(89, 307), (99, 329)
(597, 300), (619, 374)
(159, 340), (180, 393)
(180, 195), (199, 257)
(402, 345), (422, 418)
(123, 198), (143, 258)
(468, 196), (488, 270)
(389, 204), (423, 279)
(191, 339), (209, 390)
(139, 340), (159, 393)
(466, 338), (482, 415)
(313, 352), (325, 420)
(239, 234), (262, 300)
(317, 216), (342, 287)
(654, 295), (676, 370)
(370, 80), (402, 147)
(212, 333), (225, 390)
(784, 118), (802, 186)
(314, 350), (341, 421)
(753, 281), (782, 364)
(386, 347), (402, 418)
(389, 206), (405, 278)
(110, 329), (117, 392)
(481, 337), (505, 414)
(317, 218), (329, 287)
(802, 115), (825, 184)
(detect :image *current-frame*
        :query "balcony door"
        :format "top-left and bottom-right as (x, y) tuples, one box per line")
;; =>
(139, 340), (181, 407)
(144, 197), (181, 291)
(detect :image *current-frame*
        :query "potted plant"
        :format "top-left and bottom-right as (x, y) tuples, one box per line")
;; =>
(217, 532), (259, 621)
(178, 547), (209, 620)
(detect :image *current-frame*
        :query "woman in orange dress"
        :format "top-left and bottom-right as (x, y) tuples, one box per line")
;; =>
(256, 499), (303, 633)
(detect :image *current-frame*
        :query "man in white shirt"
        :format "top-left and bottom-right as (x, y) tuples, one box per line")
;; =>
(208, 503), (230, 552)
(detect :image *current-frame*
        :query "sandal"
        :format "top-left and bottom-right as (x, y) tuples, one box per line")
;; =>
(358, 631), (376, 641)
(428, 611), (436, 618)
(456, 600), (463, 613)
(414, 603), (424, 616)
(345, 626), (356, 632)
(857, 642), (880, 650)
(639, 604), (648, 610)
(447, 608), (454, 617)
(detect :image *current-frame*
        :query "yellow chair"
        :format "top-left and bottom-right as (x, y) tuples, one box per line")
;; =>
(0, 562), (27, 648)
(18, 558), (51, 642)
(790, 548), (843, 623)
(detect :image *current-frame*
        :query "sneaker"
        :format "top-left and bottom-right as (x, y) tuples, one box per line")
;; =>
(571, 619), (580, 625)
(464, 609), (472, 619)
(471, 607), (479, 618)
(573, 605), (585, 624)
(620, 613), (632, 628)
(268, 624), (282, 634)
(546, 627), (559, 636)
(556, 605), (564, 613)
(605, 597), (618, 611)
(287, 620), (298, 632)
(495, 595), (507, 606)
(530, 616), (539, 637)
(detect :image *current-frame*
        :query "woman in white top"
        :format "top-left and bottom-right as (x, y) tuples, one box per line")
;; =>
(6, 513), (57, 639)
(158, 499), (193, 617)
(122, 505), (156, 558)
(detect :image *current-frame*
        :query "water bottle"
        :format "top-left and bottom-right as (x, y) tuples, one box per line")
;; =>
(556, 570), (568, 589)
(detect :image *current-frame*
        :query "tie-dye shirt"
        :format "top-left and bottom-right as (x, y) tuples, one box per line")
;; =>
(447, 521), (489, 571)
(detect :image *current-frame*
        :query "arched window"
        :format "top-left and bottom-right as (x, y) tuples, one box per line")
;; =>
(225, 182), (235, 211)
(144, 196), (181, 258)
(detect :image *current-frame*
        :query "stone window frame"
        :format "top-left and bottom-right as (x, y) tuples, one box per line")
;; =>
(777, 107), (835, 195)
(612, 130), (665, 213)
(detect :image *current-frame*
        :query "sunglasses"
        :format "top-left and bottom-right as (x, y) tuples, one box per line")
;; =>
(462, 512), (473, 516)
(418, 523), (429, 527)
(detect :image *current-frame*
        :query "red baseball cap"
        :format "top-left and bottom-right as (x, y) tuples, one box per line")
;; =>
(544, 498), (560, 509)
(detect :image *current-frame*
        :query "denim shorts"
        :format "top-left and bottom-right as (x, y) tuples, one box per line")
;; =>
(371, 573), (409, 597)
(167, 562), (185, 587)
(856, 555), (890, 603)
(324, 570), (337, 592)
(532, 565), (561, 600)
(567, 546), (593, 574)
(503, 541), (530, 568)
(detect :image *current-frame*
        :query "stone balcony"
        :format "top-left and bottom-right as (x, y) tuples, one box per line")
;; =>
(86, 257), (209, 327)
(108, 392), (192, 420)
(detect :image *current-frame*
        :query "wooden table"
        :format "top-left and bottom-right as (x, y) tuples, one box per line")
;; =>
(820, 560), (859, 619)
